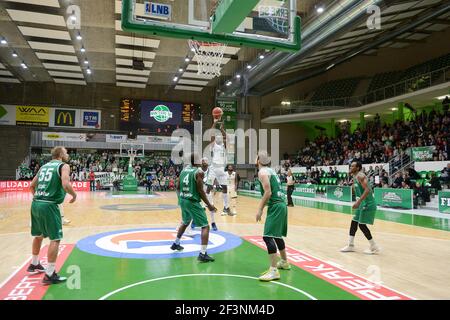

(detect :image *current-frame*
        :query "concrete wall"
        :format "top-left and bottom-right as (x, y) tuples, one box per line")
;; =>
(0, 126), (31, 179)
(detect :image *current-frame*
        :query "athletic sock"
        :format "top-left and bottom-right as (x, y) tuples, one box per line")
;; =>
(369, 239), (376, 247)
(32, 255), (39, 266)
(209, 211), (215, 223)
(201, 245), (207, 254)
(46, 263), (55, 276)
(207, 193), (214, 206)
(349, 236), (355, 246)
(223, 193), (229, 208)
(270, 267), (278, 272)
(175, 237), (181, 245)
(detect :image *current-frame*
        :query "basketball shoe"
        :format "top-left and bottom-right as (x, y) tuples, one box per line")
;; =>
(259, 268), (280, 281)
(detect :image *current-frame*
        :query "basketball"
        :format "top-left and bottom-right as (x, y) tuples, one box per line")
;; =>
(212, 107), (223, 120)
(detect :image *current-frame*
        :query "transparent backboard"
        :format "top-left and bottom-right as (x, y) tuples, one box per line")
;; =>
(121, 0), (301, 52)
(119, 143), (145, 158)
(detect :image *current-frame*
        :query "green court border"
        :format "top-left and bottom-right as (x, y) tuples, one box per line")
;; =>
(238, 190), (450, 232)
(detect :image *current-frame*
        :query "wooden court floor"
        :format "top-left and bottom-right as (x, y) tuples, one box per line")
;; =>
(0, 191), (449, 299)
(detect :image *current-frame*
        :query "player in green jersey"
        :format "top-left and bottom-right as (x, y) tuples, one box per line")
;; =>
(341, 161), (380, 254)
(171, 154), (217, 262)
(255, 151), (291, 282)
(28, 146), (77, 284)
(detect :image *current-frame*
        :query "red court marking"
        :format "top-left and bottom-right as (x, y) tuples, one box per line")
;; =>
(244, 236), (414, 300)
(0, 244), (74, 300)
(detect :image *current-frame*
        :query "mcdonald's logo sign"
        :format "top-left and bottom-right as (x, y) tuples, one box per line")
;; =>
(55, 109), (76, 127)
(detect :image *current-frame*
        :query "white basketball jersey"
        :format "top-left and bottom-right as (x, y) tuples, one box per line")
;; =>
(227, 172), (236, 187)
(212, 142), (226, 167)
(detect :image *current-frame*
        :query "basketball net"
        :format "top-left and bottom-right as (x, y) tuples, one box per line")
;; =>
(188, 40), (227, 77)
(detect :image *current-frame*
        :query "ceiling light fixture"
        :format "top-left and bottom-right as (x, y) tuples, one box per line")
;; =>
(179, 68), (184, 72)
(236, 74), (241, 79)
(259, 54), (265, 59)
(173, 76), (178, 82)
(317, 6), (324, 14)
(246, 65), (252, 69)
(76, 33), (82, 40)
(84, 58), (89, 64)
(184, 57), (190, 62)
(21, 62), (27, 69)
(86, 67), (92, 74)
(12, 52), (18, 58)
(0, 38), (7, 45)
(80, 46), (86, 53)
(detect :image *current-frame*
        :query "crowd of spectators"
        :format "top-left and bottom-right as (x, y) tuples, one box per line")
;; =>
(17, 150), (182, 191)
(287, 108), (449, 168)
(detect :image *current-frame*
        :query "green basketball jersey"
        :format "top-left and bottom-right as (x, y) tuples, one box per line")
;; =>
(34, 160), (66, 204)
(354, 173), (376, 208)
(258, 167), (285, 206)
(179, 165), (201, 202)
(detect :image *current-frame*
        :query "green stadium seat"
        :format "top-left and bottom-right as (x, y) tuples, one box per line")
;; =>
(419, 171), (427, 179)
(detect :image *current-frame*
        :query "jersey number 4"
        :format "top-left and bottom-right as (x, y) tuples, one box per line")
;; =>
(39, 167), (54, 182)
(182, 174), (189, 186)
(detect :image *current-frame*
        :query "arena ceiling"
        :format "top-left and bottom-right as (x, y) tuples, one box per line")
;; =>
(0, 0), (320, 92)
(0, 0), (448, 94)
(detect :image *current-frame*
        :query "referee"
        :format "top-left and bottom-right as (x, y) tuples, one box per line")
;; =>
(286, 169), (294, 207)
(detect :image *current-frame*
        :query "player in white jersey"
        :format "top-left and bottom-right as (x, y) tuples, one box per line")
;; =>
(206, 120), (229, 230)
(225, 164), (240, 216)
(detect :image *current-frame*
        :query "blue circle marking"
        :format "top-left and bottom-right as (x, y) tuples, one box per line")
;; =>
(76, 228), (242, 259)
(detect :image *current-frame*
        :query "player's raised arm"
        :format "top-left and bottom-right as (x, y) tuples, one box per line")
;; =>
(196, 170), (216, 212)
(61, 164), (77, 203)
(220, 122), (227, 149)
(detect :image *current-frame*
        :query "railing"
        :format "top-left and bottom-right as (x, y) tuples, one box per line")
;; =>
(263, 66), (450, 117)
(388, 151), (414, 184)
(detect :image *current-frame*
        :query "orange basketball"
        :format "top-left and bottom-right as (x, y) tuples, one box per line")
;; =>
(212, 107), (223, 119)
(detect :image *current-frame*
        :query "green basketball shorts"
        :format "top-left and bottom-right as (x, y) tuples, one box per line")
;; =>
(31, 200), (63, 241)
(264, 202), (288, 238)
(179, 198), (209, 228)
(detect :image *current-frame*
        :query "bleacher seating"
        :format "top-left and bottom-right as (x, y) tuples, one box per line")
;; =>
(310, 78), (361, 106)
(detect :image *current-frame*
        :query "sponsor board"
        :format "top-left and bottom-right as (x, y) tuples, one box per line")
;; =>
(106, 134), (128, 143)
(81, 110), (101, 129)
(52, 108), (78, 127)
(326, 185), (352, 202)
(244, 236), (413, 300)
(374, 188), (413, 209)
(16, 106), (49, 127)
(0, 105), (16, 125)
(76, 228), (242, 259)
(136, 135), (180, 144)
(438, 191), (450, 214)
(0, 244), (74, 300)
(42, 132), (87, 142)
(410, 146), (435, 162)
(0, 181), (90, 192)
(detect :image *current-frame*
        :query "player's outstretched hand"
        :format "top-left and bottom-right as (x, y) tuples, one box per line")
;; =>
(69, 194), (77, 203)
(208, 204), (217, 212)
(256, 209), (263, 222)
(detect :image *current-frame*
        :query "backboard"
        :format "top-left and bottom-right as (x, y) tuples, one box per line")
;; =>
(121, 0), (301, 52)
(119, 143), (145, 158)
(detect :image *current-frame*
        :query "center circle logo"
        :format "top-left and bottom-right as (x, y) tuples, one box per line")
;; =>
(76, 228), (242, 259)
(150, 105), (172, 123)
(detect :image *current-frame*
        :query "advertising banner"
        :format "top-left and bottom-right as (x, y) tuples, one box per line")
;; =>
(292, 184), (317, 198)
(374, 188), (413, 209)
(106, 134), (128, 143)
(0, 104), (16, 126)
(42, 132), (87, 142)
(438, 191), (450, 214)
(0, 181), (89, 192)
(136, 135), (180, 144)
(410, 146), (435, 161)
(326, 185), (352, 202)
(81, 110), (101, 129)
(16, 106), (49, 127)
(52, 108), (78, 128)
(217, 99), (237, 130)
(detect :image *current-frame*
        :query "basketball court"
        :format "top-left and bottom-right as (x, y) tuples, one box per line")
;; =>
(0, 0), (450, 306)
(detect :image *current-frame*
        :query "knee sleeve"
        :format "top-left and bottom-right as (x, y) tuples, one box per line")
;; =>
(274, 238), (286, 251)
(350, 220), (358, 236)
(358, 224), (373, 240)
(263, 236), (277, 254)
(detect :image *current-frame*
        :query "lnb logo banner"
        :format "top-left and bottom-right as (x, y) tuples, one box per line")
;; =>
(150, 105), (173, 123)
